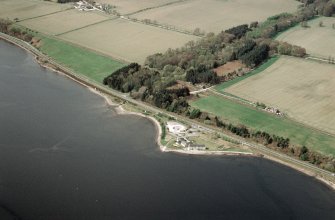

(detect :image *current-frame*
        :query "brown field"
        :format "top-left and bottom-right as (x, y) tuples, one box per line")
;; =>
(19, 9), (110, 35)
(94, 0), (177, 15)
(225, 56), (335, 135)
(0, 0), (70, 21)
(131, 0), (301, 33)
(58, 18), (198, 63)
(214, 61), (247, 76)
(276, 17), (335, 58)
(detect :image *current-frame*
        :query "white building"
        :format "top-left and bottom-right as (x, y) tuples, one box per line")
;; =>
(166, 121), (186, 134)
(187, 144), (206, 151)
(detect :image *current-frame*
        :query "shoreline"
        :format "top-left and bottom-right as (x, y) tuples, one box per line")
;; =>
(1, 35), (334, 191)
(0, 36), (251, 157)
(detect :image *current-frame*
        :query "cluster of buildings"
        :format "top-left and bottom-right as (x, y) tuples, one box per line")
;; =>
(264, 106), (283, 116)
(176, 137), (206, 151)
(74, 1), (102, 12)
(166, 121), (206, 151)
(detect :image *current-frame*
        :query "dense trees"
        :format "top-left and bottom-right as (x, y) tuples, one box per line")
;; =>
(225, 24), (250, 39)
(240, 44), (269, 67)
(0, 19), (12, 33)
(185, 66), (220, 84)
(144, 27), (272, 85)
(298, 0), (335, 17)
(277, 42), (306, 57)
(103, 63), (190, 113)
(0, 19), (34, 43)
(236, 40), (256, 59)
(57, 0), (79, 3)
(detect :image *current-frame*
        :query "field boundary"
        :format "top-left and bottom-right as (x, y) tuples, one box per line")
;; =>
(55, 17), (116, 36)
(119, 16), (202, 37)
(222, 56), (335, 138)
(272, 16), (320, 39)
(17, 7), (73, 22)
(215, 56), (279, 92)
(125, 0), (190, 16)
(25, 29), (131, 64)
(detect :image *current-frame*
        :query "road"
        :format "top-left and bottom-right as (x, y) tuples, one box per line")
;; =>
(1, 32), (334, 183)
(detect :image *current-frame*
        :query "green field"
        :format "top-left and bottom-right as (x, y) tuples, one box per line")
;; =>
(39, 37), (125, 83)
(215, 56), (279, 92)
(191, 95), (335, 156)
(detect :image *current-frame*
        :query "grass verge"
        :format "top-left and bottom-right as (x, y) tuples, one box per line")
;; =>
(191, 95), (335, 156)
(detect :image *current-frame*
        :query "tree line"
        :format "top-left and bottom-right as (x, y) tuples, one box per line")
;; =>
(57, 0), (79, 3)
(103, 63), (190, 114)
(0, 19), (34, 42)
(102, 2), (335, 171)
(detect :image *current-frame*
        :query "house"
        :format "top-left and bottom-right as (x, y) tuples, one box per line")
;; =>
(176, 137), (190, 147)
(187, 144), (206, 151)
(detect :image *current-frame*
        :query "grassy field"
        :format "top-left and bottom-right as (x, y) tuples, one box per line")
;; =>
(131, 0), (301, 33)
(58, 18), (198, 63)
(191, 95), (335, 156)
(276, 17), (335, 58)
(215, 56), (279, 92)
(225, 56), (335, 135)
(39, 37), (125, 82)
(0, 0), (70, 21)
(19, 9), (110, 35)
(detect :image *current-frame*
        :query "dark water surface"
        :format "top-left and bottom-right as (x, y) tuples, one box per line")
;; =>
(0, 40), (335, 220)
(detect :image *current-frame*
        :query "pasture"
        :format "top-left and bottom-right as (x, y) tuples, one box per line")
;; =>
(19, 9), (110, 35)
(276, 17), (335, 58)
(0, 0), (70, 21)
(191, 95), (335, 156)
(58, 18), (198, 63)
(131, 0), (301, 33)
(225, 56), (335, 135)
(40, 37), (125, 83)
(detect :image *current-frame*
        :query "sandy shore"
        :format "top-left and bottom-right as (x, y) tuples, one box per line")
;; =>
(1, 35), (334, 191)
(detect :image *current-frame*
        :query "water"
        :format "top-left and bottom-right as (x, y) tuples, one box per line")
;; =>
(0, 40), (335, 220)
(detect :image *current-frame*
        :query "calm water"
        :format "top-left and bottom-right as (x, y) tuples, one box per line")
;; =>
(0, 40), (335, 220)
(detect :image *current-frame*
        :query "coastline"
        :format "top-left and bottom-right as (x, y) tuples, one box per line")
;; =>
(1, 34), (334, 191)
(263, 154), (335, 190)
(0, 35), (251, 157)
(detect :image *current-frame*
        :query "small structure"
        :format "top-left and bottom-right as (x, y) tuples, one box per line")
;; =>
(187, 144), (206, 151)
(264, 107), (283, 116)
(167, 121), (186, 134)
(74, 1), (102, 12)
(176, 137), (190, 147)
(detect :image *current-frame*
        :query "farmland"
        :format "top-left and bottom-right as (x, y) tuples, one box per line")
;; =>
(0, 0), (198, 64)
(276, 17), (335, 58)
(39, 36), (125, 82)
(0, 0), (71, 21)
(191, 95), (335, 156)
(215, 56), (279, 92)
(19, 9), (110, 35)
(58, 18), (198, 63)
(224, 56), (335, 135)
(95, 0), (180, 15)
(131, 0), (301, 33)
